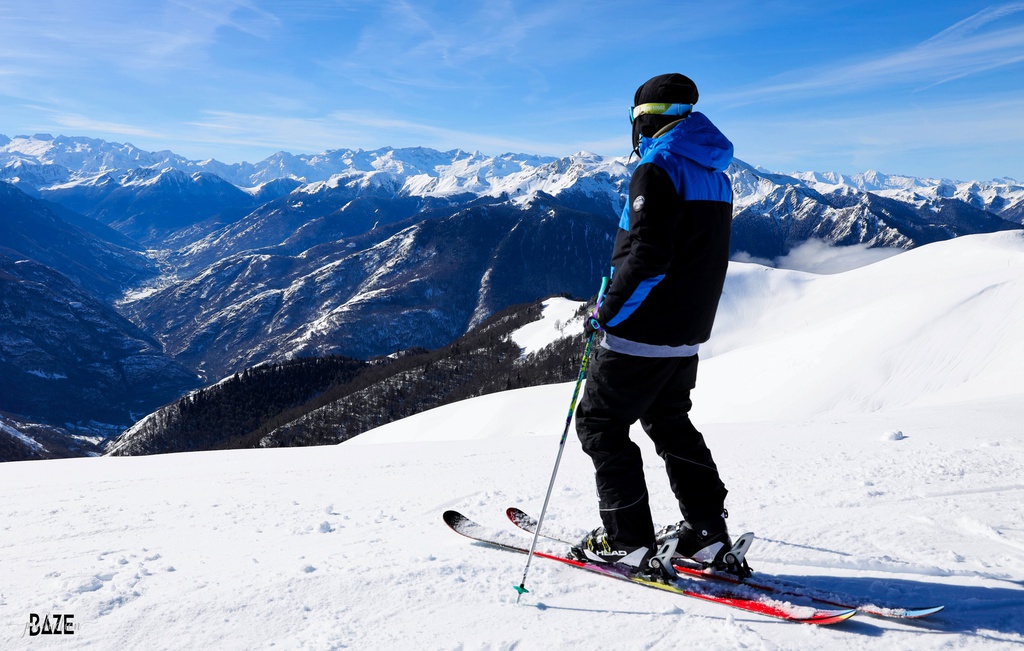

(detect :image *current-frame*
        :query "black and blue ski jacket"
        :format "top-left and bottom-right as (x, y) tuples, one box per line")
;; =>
(596, 111), (734, 350)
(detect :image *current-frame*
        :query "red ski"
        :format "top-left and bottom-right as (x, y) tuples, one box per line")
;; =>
(444, 510), (855, 625)
(505, 506), (943, 620)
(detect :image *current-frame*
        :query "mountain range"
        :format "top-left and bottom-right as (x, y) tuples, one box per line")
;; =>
(1, 132), (1022, 459)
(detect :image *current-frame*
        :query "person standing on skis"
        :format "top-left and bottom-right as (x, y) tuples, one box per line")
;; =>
(571, 73), (736, 574)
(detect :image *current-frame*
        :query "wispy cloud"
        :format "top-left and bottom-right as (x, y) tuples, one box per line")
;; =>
(168, 0), (280, 41)
(916, 2), (1024, 87)
(0, 0), (280, 78)
(722, 2), (1024, 104)
(48, 115), (165, 140)
(726, 93), (1024, 178)
(179, 108), (585, 160)
(926, 1), (1024, 43)
(332, 0), (602, 101)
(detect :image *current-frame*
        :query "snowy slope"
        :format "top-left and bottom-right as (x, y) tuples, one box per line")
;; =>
(2, 233), (1023, 649)
(509, 297), (585, 357)
(699, 231), (1024, 420)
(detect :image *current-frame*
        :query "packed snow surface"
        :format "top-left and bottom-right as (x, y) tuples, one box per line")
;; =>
(509, 297), (584, 356)
(3, 233), (1024, 649)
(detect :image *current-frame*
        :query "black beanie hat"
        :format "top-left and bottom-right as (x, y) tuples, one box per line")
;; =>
(632, 73), (699, 151)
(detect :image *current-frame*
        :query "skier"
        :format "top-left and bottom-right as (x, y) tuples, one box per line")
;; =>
(571, 73), (736, 574)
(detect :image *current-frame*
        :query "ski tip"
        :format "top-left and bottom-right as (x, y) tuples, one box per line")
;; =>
(900, 605), (945, 618)
(442, 510), (470, 529)
(859, 604), (945, 619)
(506, 506), (530, 526)
(442, 509), (459, 523)
(806, 608), (857, 625)
(507, 506), (542, 532)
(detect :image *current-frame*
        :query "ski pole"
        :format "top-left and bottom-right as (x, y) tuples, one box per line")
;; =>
(515, 276), (609, 602)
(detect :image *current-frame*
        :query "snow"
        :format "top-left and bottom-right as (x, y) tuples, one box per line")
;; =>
(509, 297), (585, 356)
(25, 370), (68, 380)
(0, 421), (47, 454)
(700, 232), (1024, 421)
(3, 233), (1024, 649)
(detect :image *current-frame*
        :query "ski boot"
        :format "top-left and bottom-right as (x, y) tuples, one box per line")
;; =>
(569, 527), (652, 568)
(657, 513), (753, 578)
(569, 527), (680, 582)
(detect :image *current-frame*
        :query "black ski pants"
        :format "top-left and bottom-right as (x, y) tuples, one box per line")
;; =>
(575, 347), (728, 548)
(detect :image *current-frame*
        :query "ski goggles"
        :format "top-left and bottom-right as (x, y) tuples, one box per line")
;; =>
(629, 103), (693, 123)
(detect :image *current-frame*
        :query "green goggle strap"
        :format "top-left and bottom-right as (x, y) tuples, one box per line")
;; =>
(629, 103), (693, 123)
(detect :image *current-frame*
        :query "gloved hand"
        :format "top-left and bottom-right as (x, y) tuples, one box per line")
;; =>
(584, 315), (603, 339)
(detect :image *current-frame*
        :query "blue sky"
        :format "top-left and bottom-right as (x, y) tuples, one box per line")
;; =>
(2, 1), (1023, 180)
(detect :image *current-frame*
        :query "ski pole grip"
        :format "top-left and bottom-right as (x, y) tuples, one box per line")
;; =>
(592, 276), (609, 321)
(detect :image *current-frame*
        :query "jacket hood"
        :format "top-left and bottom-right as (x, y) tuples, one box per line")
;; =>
(638, 112), (733, 172)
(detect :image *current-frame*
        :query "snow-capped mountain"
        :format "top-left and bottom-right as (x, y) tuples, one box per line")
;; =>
(1, 133), (207, 182)
(2, 132), (1022, 457)
(729, 161), (1021, 260)
(39, 167), (262, 245)
(795, 169), (1024, 222)
(5, 133), (1020, 259)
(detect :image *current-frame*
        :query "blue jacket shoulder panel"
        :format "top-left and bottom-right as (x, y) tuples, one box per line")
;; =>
(637, 112), (733, 205)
